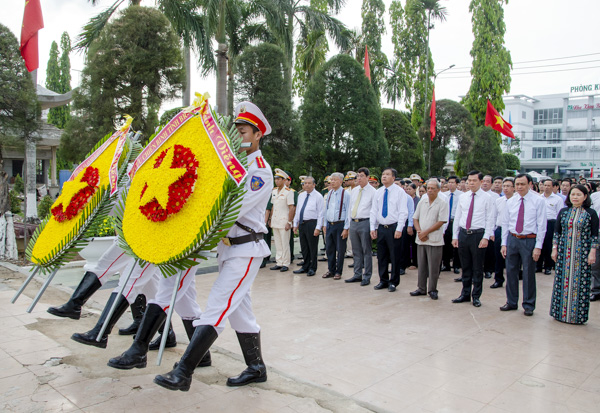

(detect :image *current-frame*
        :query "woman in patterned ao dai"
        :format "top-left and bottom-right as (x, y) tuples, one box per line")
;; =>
(551, 185), (599, 324)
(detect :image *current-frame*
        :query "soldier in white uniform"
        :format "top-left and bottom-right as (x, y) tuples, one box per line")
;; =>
(154, 101), (273, 392)
(269, 169), (295, 272)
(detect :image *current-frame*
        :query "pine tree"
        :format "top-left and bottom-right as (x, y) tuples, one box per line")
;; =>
(46, 32), (72, 129)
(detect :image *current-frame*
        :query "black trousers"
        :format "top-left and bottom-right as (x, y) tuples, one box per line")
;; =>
(494, 226), (505, 283)
(298, 220), (318, 272)
(377, 223), (401, 286)
(326, 221), (347, 275)
(395, 220), (413, 270)
(537, 220), (555, 271)
(458, 229), (486, 299)
(484, 238), (495, 273)
(443, 219), (461, 269)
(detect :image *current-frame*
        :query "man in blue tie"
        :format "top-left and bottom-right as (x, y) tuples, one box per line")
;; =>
(292, 177), (324, 276)
(370, 168), (409, 292)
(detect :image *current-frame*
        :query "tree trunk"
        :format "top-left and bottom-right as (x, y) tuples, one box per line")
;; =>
(227, 59), (234, 117)
(25, 138), (38, 219)
(182, 46), (191, 107)
(216, 42), (228, 115)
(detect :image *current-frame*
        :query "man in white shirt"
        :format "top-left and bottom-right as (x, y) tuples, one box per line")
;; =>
(481, 175), (499, 280)
(491, 178), (515, 289)
(442, 176), (463, 274)
(538, 179), (565, 275)
(500, 174), (547, 316)
(323, 172), (351, 280)
(410, 179), (449, 300)
(559, 178), (571, 201)
(292, 177), (324, 277)
(345, 168), (377, 286)
(451, 171), (495, 307)
(370, 168), (409, 292)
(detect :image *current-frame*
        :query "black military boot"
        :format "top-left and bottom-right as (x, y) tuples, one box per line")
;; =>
(47, 272), (101, 319)
(107, 304), (165, 369)
(226, 331), (267, 386)
(148, 323), (177, 350)
(182, 320), (211, 368)
(154, 325), (218, 392)
(71, 292), (129, 348)
(118, 294), (146, 335)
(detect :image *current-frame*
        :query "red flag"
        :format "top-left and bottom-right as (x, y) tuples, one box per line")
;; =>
(591, 167), (594, 178)
(364, 45), (371, 82)
(485, 100), (515, 139)
(20, 0), (44, 72)
(429, 87), (436, 141)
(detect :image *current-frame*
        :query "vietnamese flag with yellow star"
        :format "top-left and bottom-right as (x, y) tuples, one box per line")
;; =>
(485, 100), (515, 139)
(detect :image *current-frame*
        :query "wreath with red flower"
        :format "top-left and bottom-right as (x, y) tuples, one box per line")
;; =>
(51, 167), (100, 222)
(138, 144), (199, 222)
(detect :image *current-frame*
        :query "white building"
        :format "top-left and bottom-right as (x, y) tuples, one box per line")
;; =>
(501, 86), (600, 178)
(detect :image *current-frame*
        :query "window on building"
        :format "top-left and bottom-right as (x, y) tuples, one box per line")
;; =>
(534, 108), (563, 125)
(522, 111), (526, 119)
(533, 128), (561, 143)
(532, 147), (561, 159)
(567, 110), (588, 119)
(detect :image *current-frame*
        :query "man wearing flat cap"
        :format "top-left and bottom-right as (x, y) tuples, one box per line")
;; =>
(270, 168), (295, 272)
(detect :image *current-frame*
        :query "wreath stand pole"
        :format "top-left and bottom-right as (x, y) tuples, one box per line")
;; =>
(97, 262), (136, 342)
(11, 266), (40, 303)
(27, 267), (59, 313)
(156, 269), (183, 366)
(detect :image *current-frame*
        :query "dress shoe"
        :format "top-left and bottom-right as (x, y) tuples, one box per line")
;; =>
(535, 268), (542, 273)
(307, 270), (315, 276)
(490, 281), (503, 289)
(293, 269), (308, 274)
(544, 269), (552, 275)
(524, 308), (534, 316)
(499, 303), (518, 311)
(318, 257), (327, 261)
(360, 279), (370, 286)
(322, 272), (333, 278)
(260, 261), (266, 269)
(440, 265), (450, 272)
(388, 284), (396, 292)
(345, 277), (362, 283)
(280, 266), (288, 272)
(472, 298), (482, 307)
(398, 269), (406, 275)
(374, 282), (389, 290)
(348, 263), (354, 268)
(452, 295), (470, 303)
(270, 265), (282, 270)
(297, 261), (305, 266)
(484, 272), (492, 279)
(410, 290), (426, 296)
(429, 291), (438, 300)
(453, 268), (461, 274)
(591, 294), (600, 302)
(333, 274), (342, 280)
(454, 277), (463, 282)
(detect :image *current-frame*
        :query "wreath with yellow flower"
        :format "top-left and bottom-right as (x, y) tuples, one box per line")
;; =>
(115, 101), (247, 277)
(26, 126), (140, 275)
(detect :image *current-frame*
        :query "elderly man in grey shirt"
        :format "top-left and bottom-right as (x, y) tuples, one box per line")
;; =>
(410, 179), (449, 300)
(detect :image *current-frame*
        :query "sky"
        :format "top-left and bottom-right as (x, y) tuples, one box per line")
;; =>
(2, 0), (599, 114)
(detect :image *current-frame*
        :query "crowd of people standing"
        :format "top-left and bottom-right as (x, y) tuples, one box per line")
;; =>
(264, 168), (600, 325)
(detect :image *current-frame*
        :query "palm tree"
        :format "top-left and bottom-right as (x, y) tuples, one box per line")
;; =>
(382, 58), (407, 110)
(77, 0), (209, 107)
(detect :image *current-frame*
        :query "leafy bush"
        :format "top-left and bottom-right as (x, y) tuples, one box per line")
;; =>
(37, 195), (54, 220)
(13, 174), (24, 194)
(89, 216), (116, 237)
(9, 190), (21, 214)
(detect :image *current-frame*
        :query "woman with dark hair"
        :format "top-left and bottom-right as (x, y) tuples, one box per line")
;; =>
(551, 185), (599, 324)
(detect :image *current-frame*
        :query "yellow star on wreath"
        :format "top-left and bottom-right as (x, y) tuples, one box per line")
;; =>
(138, 147), (187, 209)
(495, 115), (505, 128)
(51, 178), (90, 212)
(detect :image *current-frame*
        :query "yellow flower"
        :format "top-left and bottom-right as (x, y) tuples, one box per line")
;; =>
(30, 139), (118, 264)
(122, 115), (227, 264)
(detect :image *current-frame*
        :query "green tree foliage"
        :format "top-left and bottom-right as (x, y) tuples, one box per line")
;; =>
(301, 54), (389, 178)
(503, 152), (520, 170)
(61, 6), (185, 162)
(45, 41), (61, 96)
(0, 23), (39, 157)
(418, 100), (476, 177)
(462, 127), (506, 176)
(46, 33), (72, 129)
(37, 195), (54, 220)
(381, 109), (424, 176)
(236, 43), (299, 170)
(462, 0), (512, 126)
(356, 0), (387, 101)
(13, 174), (25, 194)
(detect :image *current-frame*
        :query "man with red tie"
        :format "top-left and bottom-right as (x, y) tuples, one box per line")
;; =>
(500, 174), (546, 316)
(451, 171), (495, 307)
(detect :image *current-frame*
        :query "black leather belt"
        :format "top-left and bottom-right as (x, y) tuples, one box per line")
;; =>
(379, 223), (397, 229)
(328, 220), (344, 225)
(300, 219), (316, 224)
(460, 228), (484, 235)
(221, 221), (265, 246)
(352, 218), (368, 222)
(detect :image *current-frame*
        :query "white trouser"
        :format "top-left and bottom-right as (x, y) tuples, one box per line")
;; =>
(272, 227), (291, 266)
(193, 256), (262, 335)
(114, 261), (159, 305)
(84, 240), (131, 285)
(147, 263), (203, 320)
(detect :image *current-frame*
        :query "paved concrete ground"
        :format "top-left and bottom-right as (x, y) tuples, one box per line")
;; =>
(1, 254), (600, 413)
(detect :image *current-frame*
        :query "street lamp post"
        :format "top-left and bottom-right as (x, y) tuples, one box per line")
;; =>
(425, 64), (455, 176)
